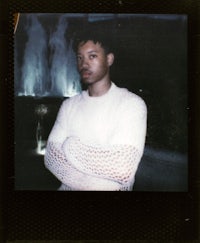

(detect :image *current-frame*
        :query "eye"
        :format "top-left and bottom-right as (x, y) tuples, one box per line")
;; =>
(89, 54), (97, 59)
(77, 55), (82, 62)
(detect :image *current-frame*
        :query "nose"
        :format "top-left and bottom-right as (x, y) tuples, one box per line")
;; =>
(79, 57), (89, 70)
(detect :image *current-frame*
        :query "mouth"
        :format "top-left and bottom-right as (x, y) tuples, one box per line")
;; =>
(81, 70), (92, 79)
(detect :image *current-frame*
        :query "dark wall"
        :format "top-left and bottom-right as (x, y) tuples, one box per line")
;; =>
(109, 17), (188, 153)
(15, 97), (64, 142)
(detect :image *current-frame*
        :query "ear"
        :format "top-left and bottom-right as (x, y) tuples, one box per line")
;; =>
(107, 53), (114, 66)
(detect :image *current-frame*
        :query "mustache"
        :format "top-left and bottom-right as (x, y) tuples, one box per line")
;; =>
(80, 68), (91, 74)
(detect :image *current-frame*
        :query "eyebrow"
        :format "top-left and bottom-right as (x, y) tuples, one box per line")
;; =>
(77, 50), (99, 55)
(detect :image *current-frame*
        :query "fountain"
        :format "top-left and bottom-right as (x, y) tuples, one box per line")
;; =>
(19, 14), (49, 97)
(35, 104), (48, 155)
(49, 15), (81, 97)
(15, 14), (81, 97)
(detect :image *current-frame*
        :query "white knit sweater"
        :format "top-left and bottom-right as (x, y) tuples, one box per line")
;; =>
(44, 82), (147, 191)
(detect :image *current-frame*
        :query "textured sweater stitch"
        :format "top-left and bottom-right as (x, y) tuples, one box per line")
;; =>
(44, 82), (147, 191)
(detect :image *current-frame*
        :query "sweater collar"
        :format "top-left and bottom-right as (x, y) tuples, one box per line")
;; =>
(82, 82), (116, 101)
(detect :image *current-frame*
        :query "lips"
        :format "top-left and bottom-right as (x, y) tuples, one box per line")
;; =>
(81, 70), (92, 78)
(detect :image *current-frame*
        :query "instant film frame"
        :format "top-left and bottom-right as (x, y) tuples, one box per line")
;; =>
(14, 13), (188, 191)
(2, 0), (199, 241)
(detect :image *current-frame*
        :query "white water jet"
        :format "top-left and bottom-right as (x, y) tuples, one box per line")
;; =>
(49, 15), (81, 97)
(20, 14), (49, 96)
(35, 104), (48, 155)
(36, 121), (46, 155)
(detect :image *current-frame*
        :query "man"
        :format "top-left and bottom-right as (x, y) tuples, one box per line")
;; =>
(44, 29), (147, 191)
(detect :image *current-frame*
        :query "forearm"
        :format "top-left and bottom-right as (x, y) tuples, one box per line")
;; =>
(44, 141), (121, 190)
(44, 141), (77, 187)
(63, 137), (142, 186)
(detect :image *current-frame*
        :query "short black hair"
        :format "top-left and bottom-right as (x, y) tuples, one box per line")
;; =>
(72, 26), (114, 55)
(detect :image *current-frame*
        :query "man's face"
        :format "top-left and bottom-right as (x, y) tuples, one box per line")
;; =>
(76, 40), (113, 85)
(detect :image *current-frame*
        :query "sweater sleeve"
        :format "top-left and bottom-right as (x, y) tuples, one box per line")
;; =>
(47, 99), (69, 144)
(63, 137), (142, 187)
(44, 141), (121, 190)
(110, 95), (147, 152)
(62, 96), (147, 187)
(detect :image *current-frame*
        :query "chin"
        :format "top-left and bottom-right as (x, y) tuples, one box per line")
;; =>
(82, 79), (94, 85)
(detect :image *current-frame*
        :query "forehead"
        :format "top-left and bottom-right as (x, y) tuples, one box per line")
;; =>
(77, 40), (104, 53)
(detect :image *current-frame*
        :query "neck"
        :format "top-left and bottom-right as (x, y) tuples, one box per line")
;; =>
(88, 80), (112, 97)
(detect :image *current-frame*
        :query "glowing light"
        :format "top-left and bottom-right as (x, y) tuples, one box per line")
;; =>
(35, 117), (47, 156)
(35, 104), (48, 116)
(36, 140), (46, 155)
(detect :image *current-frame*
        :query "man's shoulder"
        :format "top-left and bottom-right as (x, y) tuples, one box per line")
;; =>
(62, 92), (83, 106)
(115, 85), (146, 108)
